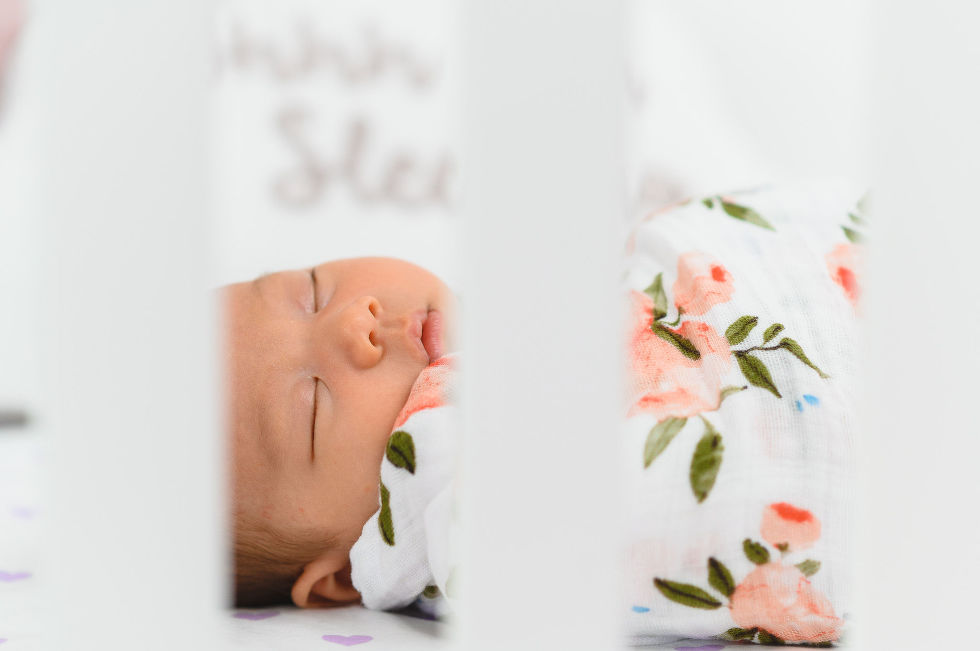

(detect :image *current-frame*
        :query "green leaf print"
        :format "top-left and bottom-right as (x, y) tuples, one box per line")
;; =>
(653, 578), (723, 609)
(651, 322), (701, 361)
(643, 417), (687, 468)
(379, 481), (395, 546)
(779, 338), (830, 378)
(720, 199), (775, 231)
(757, 629), (786, 645)
(736, 352), (782, 398)
(643, 273), (669, 321)
(724, 627), (759, 641)
(707, 557), (735, 597)
(796, 559), (821, 577)
(842, 225), (865, 244)
(725, 315), (758, 345)
(702, 197), (715, 209)
(386, 430), (417, 474)
(719, 385), (748, 401)
(763, 323), (785, 343)
(743, 538), (770, 565)
(689, 420), (724, 503)
(856, 191), (871, 215)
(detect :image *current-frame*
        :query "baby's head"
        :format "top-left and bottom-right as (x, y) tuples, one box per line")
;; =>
(221, 257), (455, 607)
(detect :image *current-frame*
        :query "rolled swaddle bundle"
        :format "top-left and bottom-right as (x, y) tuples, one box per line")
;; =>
(622, 181), (865, 646)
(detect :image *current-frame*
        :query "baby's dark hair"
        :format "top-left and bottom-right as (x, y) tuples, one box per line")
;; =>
(234, 512), (339, 607)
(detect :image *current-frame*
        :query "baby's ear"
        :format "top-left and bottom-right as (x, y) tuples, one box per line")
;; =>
(291, 550), (361, 608)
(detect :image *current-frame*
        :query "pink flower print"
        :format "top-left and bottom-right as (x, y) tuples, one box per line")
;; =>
(826, 242), (863, 308)
(729, 562), (843, 644)
(627, 290), (732, 419)
(392, 356), (454, 430)
(673, 252), (735, 316)
(760, 502), (822, 551)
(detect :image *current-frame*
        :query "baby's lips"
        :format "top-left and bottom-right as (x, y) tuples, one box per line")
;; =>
(421, 310), (443, 362)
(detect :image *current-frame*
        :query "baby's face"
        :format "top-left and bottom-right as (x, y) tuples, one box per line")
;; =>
(223, 257), (456, 558)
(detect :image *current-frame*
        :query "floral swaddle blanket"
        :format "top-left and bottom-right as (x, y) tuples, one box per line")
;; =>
(623, 182), (865, 646)
(349, 183), (865, 643)
(350, 354), (460, 618)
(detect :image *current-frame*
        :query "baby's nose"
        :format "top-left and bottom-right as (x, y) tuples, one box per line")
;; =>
(338, 296), (383, 368)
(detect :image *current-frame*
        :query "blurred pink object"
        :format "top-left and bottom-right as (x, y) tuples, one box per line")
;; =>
(0, 0), (24, 73)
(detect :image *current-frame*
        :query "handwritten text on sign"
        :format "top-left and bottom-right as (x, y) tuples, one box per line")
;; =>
(215, 19), (455, 213)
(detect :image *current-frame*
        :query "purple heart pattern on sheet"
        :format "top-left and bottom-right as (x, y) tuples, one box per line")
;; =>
(9, 506), (36, 519)
(322, 634), (373, 646)
(0, 571), (30, 582)
(233, 610), (280, 621)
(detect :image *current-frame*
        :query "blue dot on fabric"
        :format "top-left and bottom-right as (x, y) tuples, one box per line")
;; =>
(795, 400), (803, 412)
(631, 605), (650, 613)
(803, 394), (820, 406)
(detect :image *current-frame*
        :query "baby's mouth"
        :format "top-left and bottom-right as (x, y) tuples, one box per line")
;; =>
(420, 311), (444, 362)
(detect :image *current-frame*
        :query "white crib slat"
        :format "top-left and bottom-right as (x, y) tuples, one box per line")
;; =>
(860, 2), (980, 649)
(36, 1), (224, 649)
(459, 2), (625, 649)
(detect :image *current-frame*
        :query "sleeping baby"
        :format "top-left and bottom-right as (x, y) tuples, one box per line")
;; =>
(223, 183), (862, 647)
(222, 257), (456, 608)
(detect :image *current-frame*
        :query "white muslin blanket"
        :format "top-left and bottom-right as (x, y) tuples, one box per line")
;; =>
(349, 354), (460, 617)
(622, 181), (864, 646)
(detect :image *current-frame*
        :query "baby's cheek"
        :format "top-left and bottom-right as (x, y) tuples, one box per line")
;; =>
(340, 488), (384, 540)
(361, 483), (385, 523)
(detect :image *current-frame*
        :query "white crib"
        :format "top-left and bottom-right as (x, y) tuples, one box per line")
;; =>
(2, 1), (980, 649)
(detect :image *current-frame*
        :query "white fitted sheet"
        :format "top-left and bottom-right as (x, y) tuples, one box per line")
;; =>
(0, 434), (448, 650)
(230, 606), (447, 650)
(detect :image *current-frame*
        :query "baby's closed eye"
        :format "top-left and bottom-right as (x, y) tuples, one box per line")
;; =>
(308, 268), (318, 313)
(310, 378), (331, 460)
